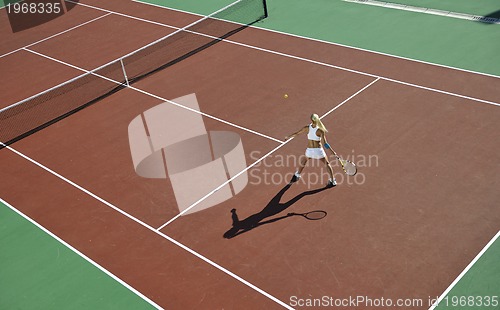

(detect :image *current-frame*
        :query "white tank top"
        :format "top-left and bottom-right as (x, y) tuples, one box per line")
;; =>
(307, 124), (321, 141)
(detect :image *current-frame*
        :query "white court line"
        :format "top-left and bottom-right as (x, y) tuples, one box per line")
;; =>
(3, 3), (498, 308)
(0, 12), (112, 59)
(23, 46), (379, 228)
(5, 34), (377, 310)
(60, 0), (500, 108)
(157, 140), (290, 229)
(0, 143), (294, 310)
(0, 197), (163, 310)
(159, 36), (500, 107)
(4, 3), (496, 307)
(1, 70), (88, 113)
(0, 72), (376, 310)
(320, 77), (379, 119)
(381, 78), (499, 107)
(132, 0), (500, 80)
(5, 0), (498, 112)
(23, 47), (282, 143)
(66, 0), (179, 30)
(130, 86), (282, 143)
(428, 230), (500, 310)
(97, 0), (249, 63)
(157, 77), (379, 231)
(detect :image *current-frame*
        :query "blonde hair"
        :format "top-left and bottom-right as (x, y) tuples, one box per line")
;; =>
(311, 114), (328, 132)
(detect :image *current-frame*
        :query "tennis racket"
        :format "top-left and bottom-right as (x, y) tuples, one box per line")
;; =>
(329, 149), (357, 176)
(287, 210), (327, 220)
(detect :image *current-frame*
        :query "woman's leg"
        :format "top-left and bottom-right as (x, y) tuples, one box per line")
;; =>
(291, 156), (308, 182)
(297, 155), (308, 175)
(320, 157), (335, 186)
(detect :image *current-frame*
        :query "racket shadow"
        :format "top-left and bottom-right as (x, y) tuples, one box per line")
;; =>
(223, 183), (328, 239)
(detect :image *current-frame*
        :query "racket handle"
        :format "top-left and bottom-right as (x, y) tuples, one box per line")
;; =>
(329, 149), (339, 159)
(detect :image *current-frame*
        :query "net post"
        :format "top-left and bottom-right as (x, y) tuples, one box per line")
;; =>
(262, 0), (268, 18)
(120, 59), (129, 86)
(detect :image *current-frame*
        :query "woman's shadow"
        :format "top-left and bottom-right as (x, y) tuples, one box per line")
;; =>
(223, 183), (328, 239)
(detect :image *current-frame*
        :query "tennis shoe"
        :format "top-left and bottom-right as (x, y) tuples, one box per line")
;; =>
(290, 172), (301, 183)
(327, 179), (337, 188)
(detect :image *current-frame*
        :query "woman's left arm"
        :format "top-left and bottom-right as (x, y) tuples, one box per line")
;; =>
(320, 130), (331, 150)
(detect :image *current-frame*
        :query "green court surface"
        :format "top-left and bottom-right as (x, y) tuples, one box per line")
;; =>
(382, 0), (500, 16)
(0, 0), (19, 8)
(2, 203), (497, 310)
(434, 234), (500, 310)
(2, 0), (499, 309)
(0, 201), (154, 310)
(140, 0), (500, 77)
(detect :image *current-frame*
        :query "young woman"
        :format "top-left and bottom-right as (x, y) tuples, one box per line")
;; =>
(285, 114), (336, 188)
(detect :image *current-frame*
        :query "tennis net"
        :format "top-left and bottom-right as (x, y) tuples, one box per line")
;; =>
(0, 0), (268, 147)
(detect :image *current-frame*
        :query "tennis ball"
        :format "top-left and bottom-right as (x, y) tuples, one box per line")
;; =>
(284, 94), (288, 99)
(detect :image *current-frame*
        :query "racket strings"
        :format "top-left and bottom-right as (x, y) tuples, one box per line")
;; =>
(342, 160), (357, 176)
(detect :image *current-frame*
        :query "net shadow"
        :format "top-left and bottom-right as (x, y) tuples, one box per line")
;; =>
(475, 9), (500, 24)
(125, 20), (253, 85)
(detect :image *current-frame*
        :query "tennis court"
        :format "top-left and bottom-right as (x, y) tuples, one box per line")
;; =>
(1, 0), (499, 309)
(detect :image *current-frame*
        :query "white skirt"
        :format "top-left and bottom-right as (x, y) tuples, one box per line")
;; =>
(305, 147), (327, 159)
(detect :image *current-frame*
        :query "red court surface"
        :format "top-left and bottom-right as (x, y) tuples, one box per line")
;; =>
(0, 3), (104, 55)
(229, 27), (500, 104)
(28, 13), (177, 69)
(0, 50), (82, 107)
(1, 1), (499, 309)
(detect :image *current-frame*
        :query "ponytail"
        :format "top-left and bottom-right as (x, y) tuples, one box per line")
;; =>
(311, 114), (328, 132)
